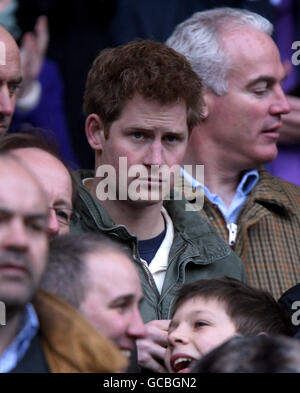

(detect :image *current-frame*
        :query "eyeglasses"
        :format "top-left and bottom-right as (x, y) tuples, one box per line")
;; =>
(49, 207), (80, 226)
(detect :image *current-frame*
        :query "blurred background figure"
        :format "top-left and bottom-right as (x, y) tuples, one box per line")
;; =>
(190, 335), (300, 373)
(0, 0), (78, 167)
(0, 130), (78, 238)
(0, 153), (123, 373)
(0, 23), (21, 135)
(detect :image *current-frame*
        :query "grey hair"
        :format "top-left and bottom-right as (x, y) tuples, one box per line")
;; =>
(41, 233), (134, 308)
(166, 7), (273, 95)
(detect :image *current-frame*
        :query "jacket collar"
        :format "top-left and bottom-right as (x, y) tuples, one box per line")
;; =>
(77, 169), (212, 241)
(76, 169), (232, 264)
(33, 290), (126, 373)
(251, 167), (294, 216)
(178, 166), (294, 217)
(76, 169), (135, 237)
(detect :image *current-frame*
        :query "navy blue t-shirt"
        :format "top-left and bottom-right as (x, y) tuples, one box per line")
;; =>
(138, 228), (167, 265)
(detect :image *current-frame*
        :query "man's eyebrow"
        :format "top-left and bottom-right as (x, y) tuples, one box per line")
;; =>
(125, 126), (186, 134)
(26, 212), (49, 220)
(247, 74), (287, 87)
(9, 76), (23, 85)
(247, 76), (276, 87)
(0, 207), (48, 220)
(110, 294), (134, 305)
(54, 199), (72, 209)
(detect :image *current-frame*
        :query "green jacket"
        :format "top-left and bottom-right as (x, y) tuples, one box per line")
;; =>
(72, 170), (247, 323)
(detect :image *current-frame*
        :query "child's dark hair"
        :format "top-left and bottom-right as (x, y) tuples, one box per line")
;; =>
(172, 277), (294, 336)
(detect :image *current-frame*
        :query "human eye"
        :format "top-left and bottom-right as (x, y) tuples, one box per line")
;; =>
(163, 132), (186, 145)
(251, 81), (269, 97)
(113, 301), (130, 315)
(8, 82), (20, 96)
(194, 320), (208, 329)
(253, 88), (268, 96)
(112, 296), (132, 314)
(116, 301), (128, 310)
(54, 208), (71, 224)
(26, 216), (48, 233)
(164, 134), (179, 142)
(131, 131), (145, 141)
(0, 209), (11, 223)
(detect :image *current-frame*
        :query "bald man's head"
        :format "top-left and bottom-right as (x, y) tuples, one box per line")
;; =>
(0, 25), (21, 135)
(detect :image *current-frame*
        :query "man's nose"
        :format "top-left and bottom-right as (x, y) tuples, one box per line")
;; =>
(3, 218), (29, 251)
(0, 85), (15, 116)
(128, 307), (146, 339)
(270, 87), (291, 116)
(47, 208), (60, 238)
(144, 141), (165, 166)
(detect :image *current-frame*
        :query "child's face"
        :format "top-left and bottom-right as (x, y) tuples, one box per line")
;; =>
(164, 296), (237, 373)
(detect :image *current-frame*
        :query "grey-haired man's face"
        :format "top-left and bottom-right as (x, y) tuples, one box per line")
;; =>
(202, 28), (290, 168)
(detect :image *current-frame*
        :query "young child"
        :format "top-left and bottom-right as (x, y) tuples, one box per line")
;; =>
(164, 277), (293, 373)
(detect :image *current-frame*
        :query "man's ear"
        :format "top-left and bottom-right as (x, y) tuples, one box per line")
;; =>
(201, 87), (214, 119)
(85, 114), (105, 151)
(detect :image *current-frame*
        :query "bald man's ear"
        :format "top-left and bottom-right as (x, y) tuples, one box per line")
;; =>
(85, 114), (105, 151)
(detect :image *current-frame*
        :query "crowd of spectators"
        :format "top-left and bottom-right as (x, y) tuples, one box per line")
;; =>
(1, 1), (300, 375)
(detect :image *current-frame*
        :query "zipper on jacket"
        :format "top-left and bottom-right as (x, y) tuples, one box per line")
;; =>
(168, 243), (188, 266)
(132, 241), (161, 300)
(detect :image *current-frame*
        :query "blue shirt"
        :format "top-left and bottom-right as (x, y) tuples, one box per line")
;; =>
(0, 304), (39, 373)
(182, 168), (259, 223)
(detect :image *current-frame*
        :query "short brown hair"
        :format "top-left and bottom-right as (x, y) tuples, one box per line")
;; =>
(172, 277), (293, 336)
(83, 39), (203, 136)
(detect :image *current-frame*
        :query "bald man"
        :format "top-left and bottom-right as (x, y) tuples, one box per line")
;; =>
(0, 131), (75, 239)
(0, 25), (21, 134)
(12, 147), (73, 238)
